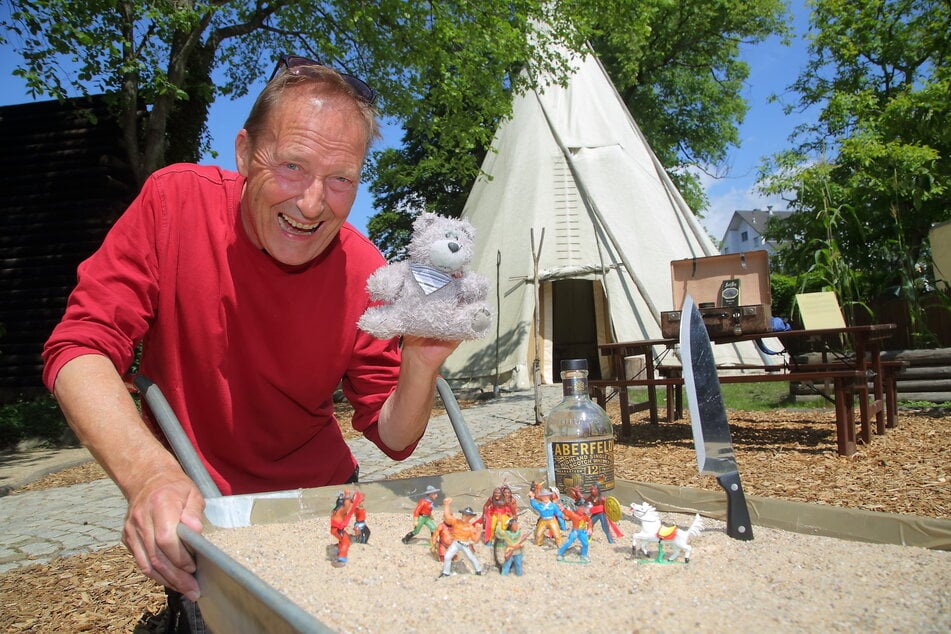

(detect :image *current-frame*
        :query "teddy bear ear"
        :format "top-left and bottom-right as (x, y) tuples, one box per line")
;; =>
(413, 212), (439, 232)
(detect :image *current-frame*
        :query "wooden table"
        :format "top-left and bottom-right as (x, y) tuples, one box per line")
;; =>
(595, 339), (676, 428)
(589, 324), (898, 456)
(717, 324), (897, 437)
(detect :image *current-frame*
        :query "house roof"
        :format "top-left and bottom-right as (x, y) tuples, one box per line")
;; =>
(727, 209), (794, 234)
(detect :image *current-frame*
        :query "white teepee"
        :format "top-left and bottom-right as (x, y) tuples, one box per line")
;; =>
(442, 48), (776, 390)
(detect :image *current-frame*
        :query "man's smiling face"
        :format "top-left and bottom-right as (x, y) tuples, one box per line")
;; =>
(235, 87), (368, 267)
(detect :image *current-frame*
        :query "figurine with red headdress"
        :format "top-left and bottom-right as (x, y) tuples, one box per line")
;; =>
(329, 489), (364, 567)
(481, 484), (519, 544)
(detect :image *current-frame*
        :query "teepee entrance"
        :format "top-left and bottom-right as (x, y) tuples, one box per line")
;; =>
(551, 279), (603, 381)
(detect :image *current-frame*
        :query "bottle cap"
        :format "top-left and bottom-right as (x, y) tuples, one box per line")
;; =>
(560, 359), (588, 371)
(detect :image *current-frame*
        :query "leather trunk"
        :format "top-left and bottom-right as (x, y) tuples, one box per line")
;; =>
(661, 250), (773, 339)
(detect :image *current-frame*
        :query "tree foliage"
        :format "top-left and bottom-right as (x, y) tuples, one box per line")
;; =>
(369, 0), (790, 257)
(4, 0), (789, 261)
(590, 0), (788, 206)
(761, 0), (951, 320)
(4, 1), (578, 186)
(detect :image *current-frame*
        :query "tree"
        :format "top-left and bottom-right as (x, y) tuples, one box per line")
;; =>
(761, 0), (951, 334)
(368, 0), (790, 257)
(591, 0), (789, 212)
(5, 0), (790, 261)
(4, 1), (578, 186)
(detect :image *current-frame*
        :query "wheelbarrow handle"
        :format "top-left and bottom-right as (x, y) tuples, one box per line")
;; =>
(134, 374), (485, 498)
(133, 375), (222, 499)
(436, 376), (486, 471)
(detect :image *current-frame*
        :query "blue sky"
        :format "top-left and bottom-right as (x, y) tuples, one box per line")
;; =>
(0, 1), (812, 244)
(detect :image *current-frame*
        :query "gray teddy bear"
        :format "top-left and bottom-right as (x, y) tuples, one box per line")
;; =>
(358, 212), (492, 341)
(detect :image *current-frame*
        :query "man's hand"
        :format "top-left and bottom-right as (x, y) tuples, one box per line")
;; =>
(378, 336), (462, 452)
(398, 335), (461, 372)
(51, 355), (206, 599)
(122, 471), (205, 600)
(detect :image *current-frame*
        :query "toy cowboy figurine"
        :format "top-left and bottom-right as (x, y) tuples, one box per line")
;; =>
(438, 497), (484, 578)
(528, 484), (565, 547)
(557, 499), (592, 563)
(403, 485), (440, 544)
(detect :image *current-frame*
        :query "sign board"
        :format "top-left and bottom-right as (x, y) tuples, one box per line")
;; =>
(795, 291), (847, 329)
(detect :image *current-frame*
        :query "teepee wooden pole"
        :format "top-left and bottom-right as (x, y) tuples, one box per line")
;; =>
(531, 227), (546, 425)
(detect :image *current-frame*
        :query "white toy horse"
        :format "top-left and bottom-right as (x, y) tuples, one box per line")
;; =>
(628, 502), (703, 563)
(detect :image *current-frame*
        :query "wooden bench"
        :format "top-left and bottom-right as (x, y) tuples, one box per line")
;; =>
(786, 357), (907, 431)
(594, 325), (900, 457)
(657, 359), (905, 431)
(591, 368), (872, 456)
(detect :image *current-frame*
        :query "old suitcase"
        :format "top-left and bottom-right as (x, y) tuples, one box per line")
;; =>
(661, 250), (773, 339)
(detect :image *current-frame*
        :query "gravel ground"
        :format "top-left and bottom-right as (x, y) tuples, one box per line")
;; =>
(208, 510), (950, 633)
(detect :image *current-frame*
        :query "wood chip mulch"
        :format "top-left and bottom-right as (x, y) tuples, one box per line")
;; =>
(397, 406), (950, 519)
(2, 401), (948, 632)
(0, 545), (167, 632)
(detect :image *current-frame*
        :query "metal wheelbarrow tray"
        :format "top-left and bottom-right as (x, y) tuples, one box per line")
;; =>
(136, 377), (951, 633)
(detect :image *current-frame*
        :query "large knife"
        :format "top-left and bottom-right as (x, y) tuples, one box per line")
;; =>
(680, 295), (754, 540)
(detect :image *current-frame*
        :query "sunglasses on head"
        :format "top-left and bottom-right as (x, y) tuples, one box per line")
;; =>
(269, 54), (377, 105)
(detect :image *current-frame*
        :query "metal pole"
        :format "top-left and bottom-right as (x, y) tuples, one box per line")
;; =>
(133, 375), (222, 499)
(435, 377), (486, 471)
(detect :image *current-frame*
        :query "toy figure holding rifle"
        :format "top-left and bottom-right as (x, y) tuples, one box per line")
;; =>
(494, 517), (528, 576)
(403, 485), (440, 544)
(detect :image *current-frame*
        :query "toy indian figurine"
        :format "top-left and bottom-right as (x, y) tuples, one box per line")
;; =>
(494, 517), (528, 576)
(481, 484), (519, 544)
(329, 489), (364, 567)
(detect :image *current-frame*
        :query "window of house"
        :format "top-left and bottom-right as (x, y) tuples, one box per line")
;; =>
(740, 230), (748, 241)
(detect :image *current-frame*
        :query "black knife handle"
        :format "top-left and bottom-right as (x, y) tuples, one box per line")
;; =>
(716, 471), (754, 540)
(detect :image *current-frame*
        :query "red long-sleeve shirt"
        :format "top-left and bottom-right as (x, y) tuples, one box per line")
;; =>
(43, 164), (412, 495)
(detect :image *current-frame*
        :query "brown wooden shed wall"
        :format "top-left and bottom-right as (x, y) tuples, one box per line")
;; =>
(0, 96), (136, 400)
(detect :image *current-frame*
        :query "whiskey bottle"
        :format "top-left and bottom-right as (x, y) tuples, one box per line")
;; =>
(544, 359), (615, 492)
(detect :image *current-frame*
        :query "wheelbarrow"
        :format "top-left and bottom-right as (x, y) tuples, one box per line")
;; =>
(133, 377), (951, 633)
(133, 374), (512, 633)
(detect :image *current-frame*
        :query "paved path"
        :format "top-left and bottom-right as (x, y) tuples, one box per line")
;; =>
(0, 385), (561, 573)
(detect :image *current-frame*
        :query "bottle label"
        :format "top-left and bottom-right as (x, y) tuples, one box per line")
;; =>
(548, 438), (615, 491)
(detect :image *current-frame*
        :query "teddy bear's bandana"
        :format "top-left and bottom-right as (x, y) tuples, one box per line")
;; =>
(410, 263), (453, 295)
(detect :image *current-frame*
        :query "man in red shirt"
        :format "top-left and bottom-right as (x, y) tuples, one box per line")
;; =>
(42, 56), (459, 611)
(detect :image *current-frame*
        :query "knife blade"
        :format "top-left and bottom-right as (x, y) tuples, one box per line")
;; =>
(680, 294), (754, 540)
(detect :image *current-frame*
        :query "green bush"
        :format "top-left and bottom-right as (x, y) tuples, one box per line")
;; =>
(0, 395), (72, 451)
(770, 273), (798, 321)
